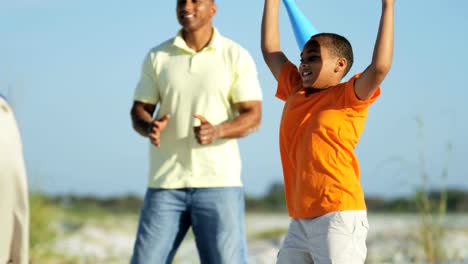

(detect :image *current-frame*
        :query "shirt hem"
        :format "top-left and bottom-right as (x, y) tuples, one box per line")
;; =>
(288, 205), (367, 219)
(148, 182), (243, 189)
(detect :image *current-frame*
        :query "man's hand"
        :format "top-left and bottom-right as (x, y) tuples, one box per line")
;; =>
(148, 114), (170, 147)
(193, 114), (219, 145)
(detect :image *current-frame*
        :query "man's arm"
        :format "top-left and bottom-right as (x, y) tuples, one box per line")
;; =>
(355, 0), (395, 100)
(193, 101), (261, 145)
(261, 0), (288, 80)
(130, 101), (170, 147)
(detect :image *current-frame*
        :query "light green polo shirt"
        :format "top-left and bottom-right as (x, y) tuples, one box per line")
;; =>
(134, 28), (262, 189)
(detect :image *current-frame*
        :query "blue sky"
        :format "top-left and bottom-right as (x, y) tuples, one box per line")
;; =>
(1, 0), (467, 198)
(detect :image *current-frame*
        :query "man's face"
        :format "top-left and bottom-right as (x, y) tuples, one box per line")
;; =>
(176, 0), (216, 32)
(299, 37), (339, 89)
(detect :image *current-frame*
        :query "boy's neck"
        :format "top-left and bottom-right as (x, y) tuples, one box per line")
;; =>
(305, 79), (343, 90)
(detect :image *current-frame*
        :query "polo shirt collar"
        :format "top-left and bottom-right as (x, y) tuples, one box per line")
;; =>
(173, 27), (221, 53)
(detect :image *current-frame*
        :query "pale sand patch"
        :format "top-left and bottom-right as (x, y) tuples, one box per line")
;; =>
(52, 213), (468, 263)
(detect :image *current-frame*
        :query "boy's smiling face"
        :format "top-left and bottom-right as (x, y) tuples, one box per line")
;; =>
(299, 37), (345, 89)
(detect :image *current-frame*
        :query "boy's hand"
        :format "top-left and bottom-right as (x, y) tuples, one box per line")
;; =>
(148, 114), (170, 147)
(354, 0), (394, 100)
(383, 0), (395, 5)
(193, 114), (219, 145)
(261, 0), (288, 80)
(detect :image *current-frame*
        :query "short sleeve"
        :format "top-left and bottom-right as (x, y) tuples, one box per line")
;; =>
(343, 73), (381, 111)
(133, 51), (160, 105)
(276, 60), (302, 101)
(229, 49), (263, 103)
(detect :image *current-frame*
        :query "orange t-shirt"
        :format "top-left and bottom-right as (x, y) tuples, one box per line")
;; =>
(276, 61), (380, 218)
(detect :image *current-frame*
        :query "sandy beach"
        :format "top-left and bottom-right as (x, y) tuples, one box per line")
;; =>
(47, 213), (468, 263)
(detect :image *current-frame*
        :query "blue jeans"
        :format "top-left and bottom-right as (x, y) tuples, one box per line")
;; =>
(130, 187), (248, 264)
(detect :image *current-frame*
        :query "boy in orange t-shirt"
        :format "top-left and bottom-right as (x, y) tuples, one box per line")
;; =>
(261, 0), (394, 263)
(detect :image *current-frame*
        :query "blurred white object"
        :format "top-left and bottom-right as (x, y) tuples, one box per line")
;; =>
(0, 96), (29, 264)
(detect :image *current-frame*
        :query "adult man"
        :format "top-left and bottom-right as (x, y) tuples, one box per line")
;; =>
(0, 94), (30, 264)
(129, 0), (262, 263)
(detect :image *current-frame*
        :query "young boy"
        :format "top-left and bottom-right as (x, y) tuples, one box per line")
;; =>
(261, 0), (394, 263)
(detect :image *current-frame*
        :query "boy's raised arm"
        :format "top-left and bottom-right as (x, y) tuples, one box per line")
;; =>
(261, 0), (288, 80)
(355, 0), (395, 100)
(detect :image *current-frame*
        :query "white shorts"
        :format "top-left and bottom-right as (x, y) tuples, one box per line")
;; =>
(277, 210), (369, 264)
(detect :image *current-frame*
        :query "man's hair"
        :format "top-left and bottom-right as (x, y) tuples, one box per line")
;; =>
(309, 33), (354, 77)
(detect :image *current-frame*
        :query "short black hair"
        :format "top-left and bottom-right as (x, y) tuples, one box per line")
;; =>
(308, 33), (354, 77)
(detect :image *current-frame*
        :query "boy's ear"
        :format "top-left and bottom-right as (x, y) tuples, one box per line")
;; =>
(334, 58), (347, 73)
